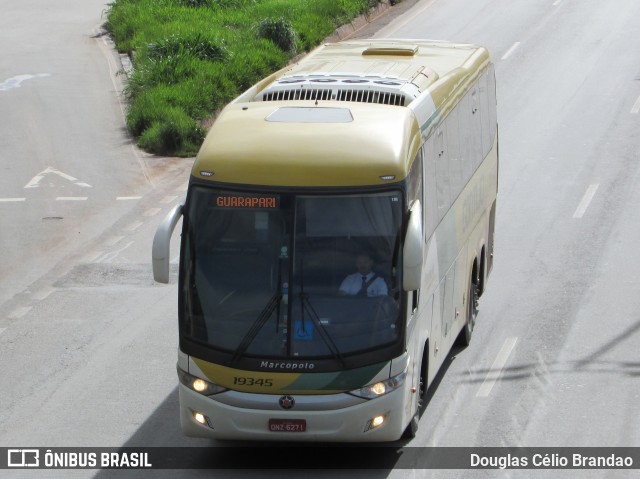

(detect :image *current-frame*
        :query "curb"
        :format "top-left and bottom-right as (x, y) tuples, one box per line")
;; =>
(325, 0), (394, 42)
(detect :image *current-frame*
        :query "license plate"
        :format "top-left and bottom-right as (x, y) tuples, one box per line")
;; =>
(268, 419), (307, 432)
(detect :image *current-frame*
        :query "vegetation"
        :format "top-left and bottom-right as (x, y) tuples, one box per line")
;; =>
(105, 0), (388, 156)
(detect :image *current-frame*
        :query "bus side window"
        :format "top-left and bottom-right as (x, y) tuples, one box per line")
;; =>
(470, 85), (483, 171)
(447, 107), (463, 199)
(479, 71), (492, 157)
(435, 127), (450, 222)
(488, 65), (498, 143)
(459, 93), (474, 186)
(423, 138), (438, 238)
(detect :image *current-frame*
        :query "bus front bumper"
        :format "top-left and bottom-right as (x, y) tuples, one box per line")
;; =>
(179, 383), (411, 442)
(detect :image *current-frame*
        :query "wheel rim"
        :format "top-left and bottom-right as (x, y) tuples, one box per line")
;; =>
(468, 282), (478, 335)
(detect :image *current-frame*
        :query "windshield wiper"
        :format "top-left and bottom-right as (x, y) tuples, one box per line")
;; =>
(231, 255), (285, 365)
(298, 260), (346, 368)
(231, 291), (282, 366)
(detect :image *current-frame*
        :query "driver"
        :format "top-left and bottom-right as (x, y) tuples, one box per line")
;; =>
(338, 252), (388, 297)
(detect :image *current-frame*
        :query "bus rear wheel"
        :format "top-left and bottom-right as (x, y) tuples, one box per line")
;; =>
(457, 276), (478, 347)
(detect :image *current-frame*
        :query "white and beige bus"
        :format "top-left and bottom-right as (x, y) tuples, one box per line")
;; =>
(153, 38), (498, 442)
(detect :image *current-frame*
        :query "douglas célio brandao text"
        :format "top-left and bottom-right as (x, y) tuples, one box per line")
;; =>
(470, 452), (634, 469)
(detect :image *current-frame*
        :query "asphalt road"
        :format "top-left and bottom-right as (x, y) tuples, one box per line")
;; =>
(0, 0), (191, 306)
(1, 0), (640, 478)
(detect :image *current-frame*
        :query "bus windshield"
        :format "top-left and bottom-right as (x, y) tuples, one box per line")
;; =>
(180, 186), (404, 367)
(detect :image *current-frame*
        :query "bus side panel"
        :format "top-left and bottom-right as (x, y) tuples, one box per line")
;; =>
(453, 137), (499, 338)
(421, 92), (499, 358)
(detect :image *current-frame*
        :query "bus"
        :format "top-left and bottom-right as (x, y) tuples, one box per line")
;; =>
(152, 38), (498, 442)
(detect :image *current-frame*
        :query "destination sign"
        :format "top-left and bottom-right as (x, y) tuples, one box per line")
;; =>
(215, 195), (278, 209)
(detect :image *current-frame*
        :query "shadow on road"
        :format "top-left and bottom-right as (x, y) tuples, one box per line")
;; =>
(91, 387), (405, 477)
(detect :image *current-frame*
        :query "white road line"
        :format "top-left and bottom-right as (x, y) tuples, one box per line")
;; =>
(552, 0), (563, 6)
(125, 221), (144, 232)
(501, 42), (521, 60)
(25, 166), (92, 189)
(103, 235), (125, 247)
(96, 241), (134, 264)
(0, 198), (26, 202)
(476, 337), (518, 397)
(160, 195), (179, 204)
(32, 287), (55, 301)
(144, 208), (162, 217)
(631, 95), (640, 114)
(56, 197), (88, 201)
(116, 196), (142, 201)
(573, 184), (599, 218)
(0, 328), (6, 336)
(82, 251), (104, 263)
(8, 306), (32, 319)
(24, 174), (45, 189)
(1, 73), (51, 91)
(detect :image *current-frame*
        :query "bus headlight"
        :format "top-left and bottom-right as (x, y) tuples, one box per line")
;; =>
(364, 413), (388, 432)
(177, 367), (227, 396)
(350, 370), (407, 399)
(191, 410), (214, 429)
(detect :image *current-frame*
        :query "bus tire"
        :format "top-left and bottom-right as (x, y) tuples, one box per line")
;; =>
(403, 412), (419, 439)
(457, 276), (478, 347)
(403, 350), (428, 439)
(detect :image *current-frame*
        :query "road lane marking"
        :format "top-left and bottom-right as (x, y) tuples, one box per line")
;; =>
(117, 196), (142, 201)
(8, 306), (32, 319)
(476, 337), (518, 397)
(96, 241), (134, 264)
(125, 221), (144, 232)
(0, 328), (6, 336)
(501, 42), (521, 60)
(103, 235), (125, 247)
(0, 73), (51, 91)
(25, 166), (92, 189)
(56, 197), (88, 201)
(573, 184), (599, 218)
(552, 0), (563, 6)
(83, 251), (104, 263)
(631, 95), (640, 114)
(32, 287), (55, 301)
(144, 208), (162, 217)
(25, 174), (45, 189)
(0, 198), (26, 202)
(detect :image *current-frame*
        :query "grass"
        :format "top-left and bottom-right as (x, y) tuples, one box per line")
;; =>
(105, 0), (390, 156)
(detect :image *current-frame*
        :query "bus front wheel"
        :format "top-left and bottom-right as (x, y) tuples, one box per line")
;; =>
(403, 350), (427, 439)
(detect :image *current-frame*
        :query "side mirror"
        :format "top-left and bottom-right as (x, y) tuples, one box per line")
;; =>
(152, 204), (183, 284)
(403, 200), (423, 291)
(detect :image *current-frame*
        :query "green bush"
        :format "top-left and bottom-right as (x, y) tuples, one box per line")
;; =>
(256, 17), (298, 54)
(137, 108), (206, 156)
(106, 0), (388, 156)
(147, 34), (229, 62)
